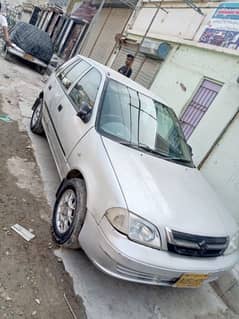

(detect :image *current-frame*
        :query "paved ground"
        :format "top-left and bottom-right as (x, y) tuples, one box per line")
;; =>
(0, 58), (86, 318)
(1, 55), (239, 319)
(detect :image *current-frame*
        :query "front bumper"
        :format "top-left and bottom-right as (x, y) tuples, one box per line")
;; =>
(79, 212), (239, 286)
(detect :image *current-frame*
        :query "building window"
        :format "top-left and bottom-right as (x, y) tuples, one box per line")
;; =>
(180, 79), (222, 140)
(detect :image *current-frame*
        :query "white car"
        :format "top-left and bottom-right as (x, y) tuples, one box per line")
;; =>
(30, 55), (239, 288)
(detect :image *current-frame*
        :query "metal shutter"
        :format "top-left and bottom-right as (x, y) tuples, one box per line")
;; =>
(111, 44), (145, 79)
(134, 58), (161, 89)
(89, 8), (132, 65)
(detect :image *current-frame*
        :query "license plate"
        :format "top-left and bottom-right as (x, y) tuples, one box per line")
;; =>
(175, 273), (209, 288)
(24, 53), (33, 61)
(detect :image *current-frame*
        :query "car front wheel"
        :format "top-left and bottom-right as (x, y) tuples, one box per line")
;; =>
(52, 178), (87, 249)
(30, 97), (44, 135)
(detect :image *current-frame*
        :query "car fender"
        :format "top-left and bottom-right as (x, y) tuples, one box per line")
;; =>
(66, 129), (127, 224)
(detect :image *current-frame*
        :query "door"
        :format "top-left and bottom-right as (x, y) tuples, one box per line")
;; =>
(111, 43), (145, 80)
(134, 58), (161, 89)
(111, 44), (162, 89)
(87, 8), (132, 64)
(62, 23), (84, 60)
(180, 79), (222, 141)
(44, 58), (91, 176)
(53, 67), (102, 176)
(44, 55), (82, 112)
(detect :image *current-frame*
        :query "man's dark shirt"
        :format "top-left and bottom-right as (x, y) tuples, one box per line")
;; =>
(118, 65), (132, 78)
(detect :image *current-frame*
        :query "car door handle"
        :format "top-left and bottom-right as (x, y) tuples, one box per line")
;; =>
(48, 85), (52, 90)
(57, 104), (63, 112)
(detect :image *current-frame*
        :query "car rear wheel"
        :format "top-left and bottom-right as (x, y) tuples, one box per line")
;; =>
(36, 65), (47, 75)
(52, 178), (87, 249)
(30, 97), (44, 135)
(3, 46), (14, 62)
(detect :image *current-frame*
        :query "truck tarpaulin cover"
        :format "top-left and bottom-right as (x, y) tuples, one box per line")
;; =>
(10, 22), (53, 64)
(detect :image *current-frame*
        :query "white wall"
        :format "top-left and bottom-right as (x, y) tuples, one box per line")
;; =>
(201, 113), (239, 223)
(150, 44), (239, 222)
(150, 45), (239, 165)
(128, 6), (205, 40)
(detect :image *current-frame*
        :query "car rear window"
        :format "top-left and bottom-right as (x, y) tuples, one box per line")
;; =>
(57, 59), (90, 90)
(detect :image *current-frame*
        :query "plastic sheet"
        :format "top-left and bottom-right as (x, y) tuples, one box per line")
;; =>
(10, 22), (53, 64)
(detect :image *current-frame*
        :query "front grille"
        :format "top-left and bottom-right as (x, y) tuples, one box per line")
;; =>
(167, 229), (229, 258)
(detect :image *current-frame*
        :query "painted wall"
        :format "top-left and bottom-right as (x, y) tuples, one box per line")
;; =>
(200, 113), (239, 223)
(128, 6), (205, 40)
(150, 44), (239, 222)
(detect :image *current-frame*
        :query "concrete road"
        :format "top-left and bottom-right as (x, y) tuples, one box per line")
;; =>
(11, 72), (237, 319)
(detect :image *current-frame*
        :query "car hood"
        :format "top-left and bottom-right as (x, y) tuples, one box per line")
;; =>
(103, 137), (237, 237)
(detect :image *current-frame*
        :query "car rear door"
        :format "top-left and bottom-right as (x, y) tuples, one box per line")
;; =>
(44, 56), (81, 114)
(53, 67), (102, 176)
(43, 58), (92, 176)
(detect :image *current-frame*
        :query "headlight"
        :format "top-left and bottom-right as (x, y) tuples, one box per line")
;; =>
(224, 232), (239, 256)
(105, 208), (129, 234)
(106, 208), (161, 249)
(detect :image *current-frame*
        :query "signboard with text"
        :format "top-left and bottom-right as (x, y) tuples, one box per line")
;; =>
(199, 2), (239, 50)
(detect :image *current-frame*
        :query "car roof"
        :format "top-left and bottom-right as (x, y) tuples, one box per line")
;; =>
(78, 55), (168, 106)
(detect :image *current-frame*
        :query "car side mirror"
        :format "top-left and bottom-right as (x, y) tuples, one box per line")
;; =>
(62, 77), (71, 90)
(77, 102), (92, 123)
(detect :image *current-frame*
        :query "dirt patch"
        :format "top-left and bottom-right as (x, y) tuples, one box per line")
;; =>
(0, 62), (87, 319)
(7, 156), (43, 198)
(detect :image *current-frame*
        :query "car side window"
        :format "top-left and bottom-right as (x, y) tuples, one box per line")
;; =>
(55, 56), (80, 76)
(69, 68), (101, 113)
(58, 60), (90, 90)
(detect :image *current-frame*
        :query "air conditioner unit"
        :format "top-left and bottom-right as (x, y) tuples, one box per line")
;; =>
(140, 39), (171, 60)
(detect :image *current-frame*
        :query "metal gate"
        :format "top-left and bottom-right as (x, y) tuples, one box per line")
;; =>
(134, 58), (161, 89)
(180, 79), (222, 140)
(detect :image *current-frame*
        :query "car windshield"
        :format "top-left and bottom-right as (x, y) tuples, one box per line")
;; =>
(98, 80), (193, 166)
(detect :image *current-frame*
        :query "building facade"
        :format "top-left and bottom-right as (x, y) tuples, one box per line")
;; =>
(79, 0), (136, 65)
(108, 0), (239, 223)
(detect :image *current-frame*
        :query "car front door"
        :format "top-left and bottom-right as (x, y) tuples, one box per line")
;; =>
(53, 67), (102, 177)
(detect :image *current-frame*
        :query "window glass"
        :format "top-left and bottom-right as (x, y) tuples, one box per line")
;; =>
(58, 60), (90, 90)
(99, 80), (193, 166)
(139, 94), (188, 158)
(99, 80), (135, 142)
(55, 56), (80, 76)
(69, 68), (101, 112)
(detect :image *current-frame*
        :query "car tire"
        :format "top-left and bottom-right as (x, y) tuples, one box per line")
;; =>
(36, 65), (46, 75)
(3, 48), (13, 62)
(30, 97), (44, 136)
(52, 178), (87, 249)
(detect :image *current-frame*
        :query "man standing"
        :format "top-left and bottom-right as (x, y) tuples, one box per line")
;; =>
(0, 3), (11, 47)
(118, 54), (134, 78)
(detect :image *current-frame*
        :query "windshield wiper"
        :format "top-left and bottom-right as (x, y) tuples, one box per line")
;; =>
(119, 141), (138, 148)
(138, 144), (193, 164)
(119, 141), (170, 157)
(138, 144), (171, 158)
(169, 157), (192, 163)
(119, 141), (192, 164)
